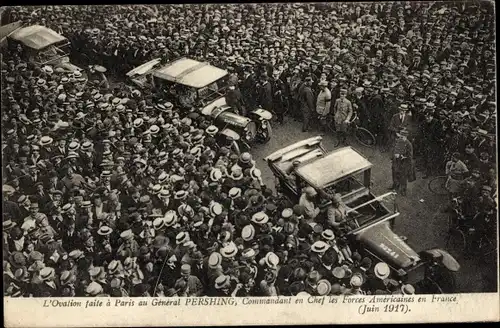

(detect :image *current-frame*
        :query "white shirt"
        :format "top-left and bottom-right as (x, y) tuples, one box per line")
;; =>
(95, 204), (103, 218)
(14, 237), (25, 252)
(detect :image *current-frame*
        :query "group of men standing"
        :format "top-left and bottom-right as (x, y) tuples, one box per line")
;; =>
(226, 63), (417, 196)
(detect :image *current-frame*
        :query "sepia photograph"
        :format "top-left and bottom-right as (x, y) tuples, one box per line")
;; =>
(1, 1), (498, 326)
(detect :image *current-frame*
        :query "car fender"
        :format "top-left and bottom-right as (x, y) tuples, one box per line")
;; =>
(421, 248), (461, 272)
(220, 128), (241, 141)
(251, 108), (273, 120)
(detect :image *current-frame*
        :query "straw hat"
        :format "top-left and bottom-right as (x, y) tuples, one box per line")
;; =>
(374, 262), (391, 280)
(220, 242), (238, 258)
(208, 252), (222, 269)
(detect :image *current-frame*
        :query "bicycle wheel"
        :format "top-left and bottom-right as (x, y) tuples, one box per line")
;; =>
(327, 120), (340, 148)
(478, 235), (497, 263)
(354, 127), (376, 147)
(445, 228), (467, 254)
(428, 175), (448, 195)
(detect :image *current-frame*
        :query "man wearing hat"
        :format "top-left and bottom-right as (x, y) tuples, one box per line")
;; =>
(226, 82), (245, 115)
(256, 73), (273, 120)
(388, 103), (412, 147)
(418, 110), (444, 178)
(270, 69), (288, 124)
(333, 88), (353, 145)
(316, 80), (332, 131)
(299, 76), (315, 132)
(240, 63), (257, 111)
(390, 128), (415, 196)
(175, 264), (204, 296)
(35, 267), (60, 297)
(299, 187), (321, 224)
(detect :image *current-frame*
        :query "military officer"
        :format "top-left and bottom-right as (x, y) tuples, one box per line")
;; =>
(390, 128), (414, 196)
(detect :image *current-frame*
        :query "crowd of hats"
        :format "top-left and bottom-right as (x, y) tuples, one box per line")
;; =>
(1, 57), (413, 298)
(1, 2), (496, 297)
(9, 3), (496, 158)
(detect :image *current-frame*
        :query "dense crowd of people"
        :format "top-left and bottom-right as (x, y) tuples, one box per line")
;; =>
(2, 2), (497, 297)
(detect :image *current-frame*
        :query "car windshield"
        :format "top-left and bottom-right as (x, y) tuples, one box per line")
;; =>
(198, 75), (228, 106)
(29, 44), (67, 64)
(323, 171), (366, 196)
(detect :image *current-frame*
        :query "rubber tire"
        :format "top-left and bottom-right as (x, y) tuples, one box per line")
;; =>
(354, 127), (376, 148)
(261, 121), (272, 143)
(327, 120), (341, 148)
(245, 121), (258, 143)
(446, 228), (467, 255)
(433, 267), (458, 293)
(428, 175), (449, 195)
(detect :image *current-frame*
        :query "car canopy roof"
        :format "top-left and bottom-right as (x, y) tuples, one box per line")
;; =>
(0, 21), (23, 48)
(126, 58), (162, 77)
(9, 25), (67, 50)
(152, 57), (228, 88)
(296, 146), (373, 188)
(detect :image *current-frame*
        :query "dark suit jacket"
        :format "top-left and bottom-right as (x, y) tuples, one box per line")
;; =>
(35, 279), (61, 297)
(258, 80), (273, 111)
(389, 112), (412, 133)
(392, 138), (414, 178)
(20, 175), (41, 195)
(3, 200), (21, 222)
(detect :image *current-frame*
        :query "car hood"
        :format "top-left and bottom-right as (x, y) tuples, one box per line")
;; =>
(355, 221), (420, 269)
(217, 111), (251, 128)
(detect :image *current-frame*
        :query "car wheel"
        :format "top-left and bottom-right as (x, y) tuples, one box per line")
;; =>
(260, 121), (272, 143)
(245, 121), (258, 143)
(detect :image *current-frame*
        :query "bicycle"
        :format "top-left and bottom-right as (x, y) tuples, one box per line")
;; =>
(446, 198), (497, 263)
(327, 112), (376, 148)
(428, 175), (450, 195)
(445, 197), (467, 252)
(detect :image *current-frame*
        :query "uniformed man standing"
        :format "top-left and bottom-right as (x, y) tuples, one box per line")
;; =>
(270, 70), (288, 124)
(299, 76), (315, 132)
(316, 80), (332, 131)
(390, 128), (414, 196)
(333, 88), (353, 144)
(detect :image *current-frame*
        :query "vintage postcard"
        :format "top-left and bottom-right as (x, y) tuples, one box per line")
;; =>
(2, 2), (498, 326)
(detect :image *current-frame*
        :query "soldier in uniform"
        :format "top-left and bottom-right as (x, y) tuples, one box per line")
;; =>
(316, 80), (332, 131)
(270, 70), (288, 124)
(390, 128), (414, 196)
(333, 88), (353, 145)
(299, 76), (315, 132)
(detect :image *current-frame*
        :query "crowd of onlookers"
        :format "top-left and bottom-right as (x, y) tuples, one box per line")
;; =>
(2, 2), (497, 297)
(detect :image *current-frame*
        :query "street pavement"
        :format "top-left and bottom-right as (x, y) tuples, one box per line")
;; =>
(250, 117), (497, 293)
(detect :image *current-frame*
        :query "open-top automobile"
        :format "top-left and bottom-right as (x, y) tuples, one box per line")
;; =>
(126, 57), (273, 145)
(7, 24), (83, 74)
(265, 136), (460, 294)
